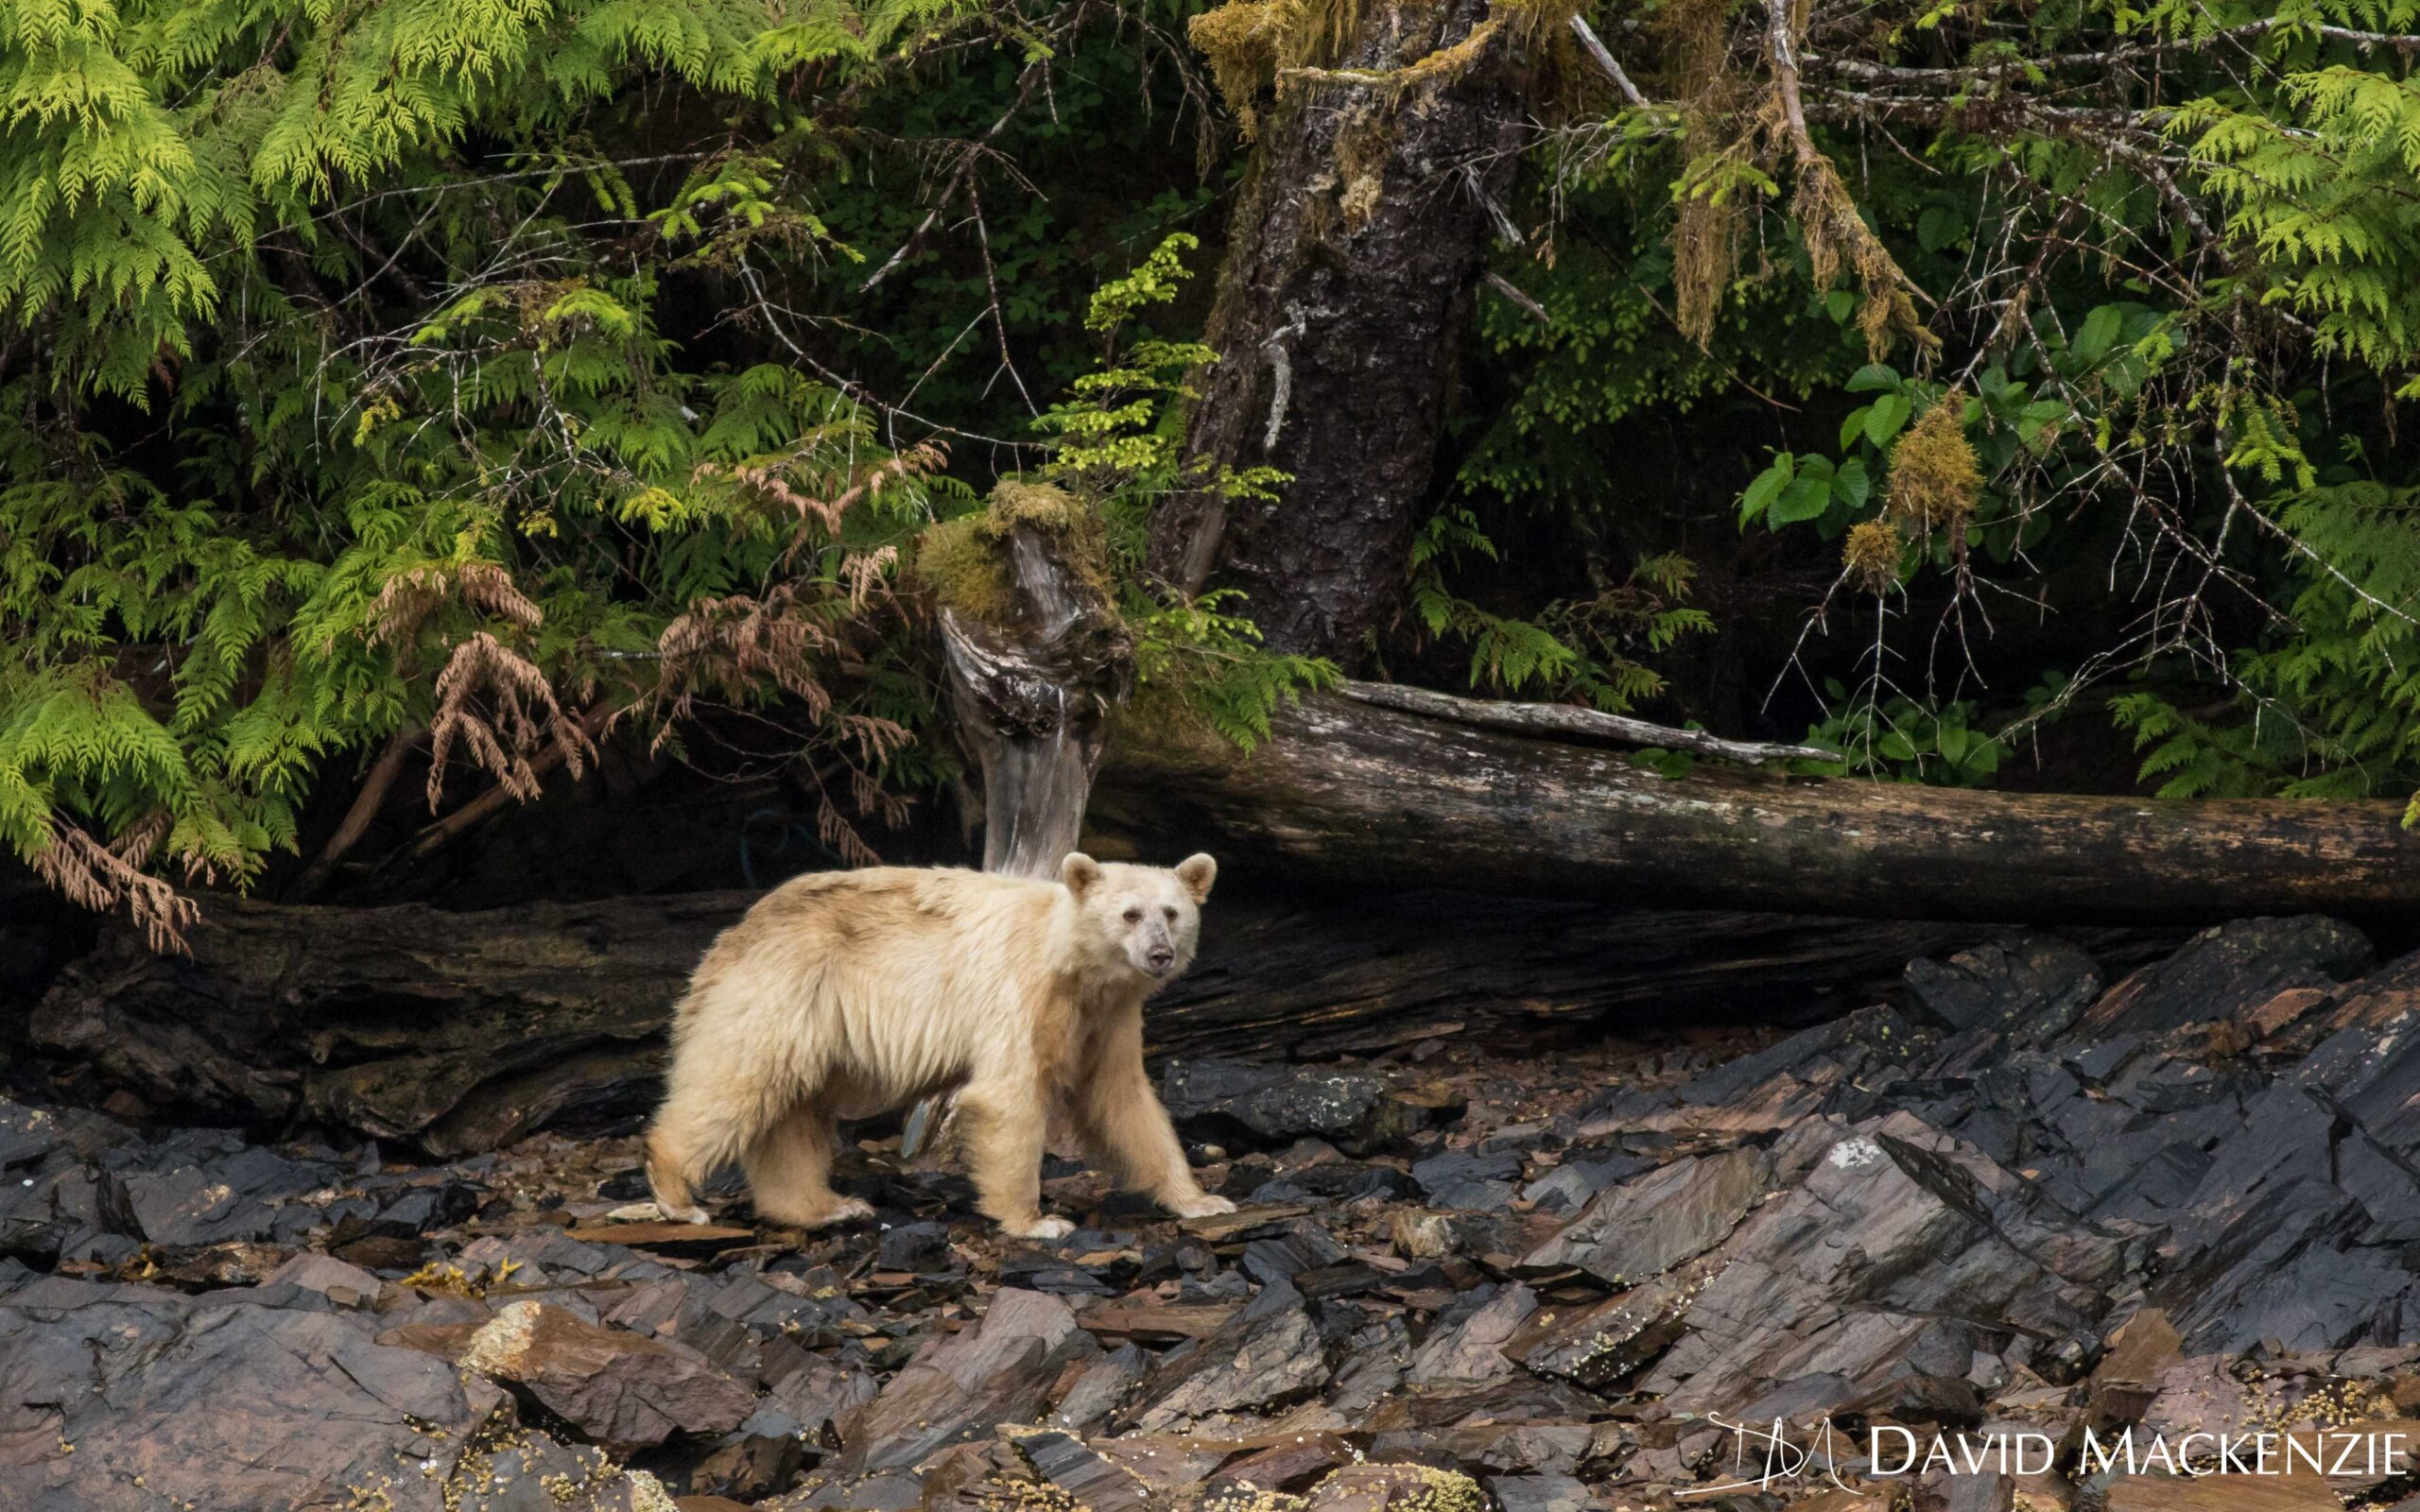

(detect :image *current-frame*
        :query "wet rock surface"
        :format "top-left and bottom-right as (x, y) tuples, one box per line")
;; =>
(10, 913), (2420, 1508)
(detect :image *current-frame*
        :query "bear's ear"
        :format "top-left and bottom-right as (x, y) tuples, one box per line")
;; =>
(1174, 852), (1217, 903)
(1061, 853), (1102, 898)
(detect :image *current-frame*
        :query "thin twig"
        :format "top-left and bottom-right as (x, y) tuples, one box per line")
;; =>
(1567, 14), (1650, 107)
(859, 64), (1046, 295)
(292, 723), (421, 901)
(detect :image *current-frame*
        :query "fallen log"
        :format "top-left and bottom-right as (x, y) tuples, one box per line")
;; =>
(1095, 687), (2420, 923)
(20, 885), (2155, 1152)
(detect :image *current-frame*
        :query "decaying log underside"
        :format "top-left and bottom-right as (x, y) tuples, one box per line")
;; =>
(27, 682), (2403, 1152)
(23, 885), (2132, 1153)
(1096, 690), (2420, 923)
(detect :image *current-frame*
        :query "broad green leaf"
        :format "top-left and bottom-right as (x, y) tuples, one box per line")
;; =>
(1863, 393), (1912, 447)
(1740, 456), (1792, 524)
(1771, 474), (1834, 524)
(2072, 304), (2124, 365)
(1834, 458), (1872, 508)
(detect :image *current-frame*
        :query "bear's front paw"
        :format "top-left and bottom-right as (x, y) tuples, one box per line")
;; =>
(1167, 1193), (1236, 1219)
(661, 1201), (713, 1226)
(813, 1197), (876, 1228)
(1002, 1214), (1075, 1241)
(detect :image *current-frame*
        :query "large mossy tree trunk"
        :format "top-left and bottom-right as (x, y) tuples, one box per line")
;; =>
(1147, 0), (1527, 663)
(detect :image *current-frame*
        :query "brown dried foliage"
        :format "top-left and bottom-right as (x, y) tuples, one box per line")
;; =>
(371, 562), (542, 650)
(424, 631), (593, 811)
(31, 815), (199, 954)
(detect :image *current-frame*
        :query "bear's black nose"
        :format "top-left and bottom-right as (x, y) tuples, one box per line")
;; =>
(1147, 947), (1176, 971)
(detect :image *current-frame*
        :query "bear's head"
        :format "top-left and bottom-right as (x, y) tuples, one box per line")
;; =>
(1059, 851), (1217, 988)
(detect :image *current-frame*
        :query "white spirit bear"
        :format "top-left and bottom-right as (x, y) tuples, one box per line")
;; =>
(645, 852), (1236, 1239)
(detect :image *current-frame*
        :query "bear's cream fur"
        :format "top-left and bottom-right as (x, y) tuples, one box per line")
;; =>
(644, 851), (1236, 1239)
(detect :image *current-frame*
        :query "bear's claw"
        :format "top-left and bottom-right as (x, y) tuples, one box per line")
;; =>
(1004, 1214), (1076, 1241)
(787, 1196), (874, 1229)
(1168, 1193), (1237, 1219)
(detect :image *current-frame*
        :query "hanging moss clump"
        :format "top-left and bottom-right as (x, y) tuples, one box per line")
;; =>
(1885, 391), (1981, 530)
(1842, 518), (1903, 593)
(1189, 0), (1305, 136)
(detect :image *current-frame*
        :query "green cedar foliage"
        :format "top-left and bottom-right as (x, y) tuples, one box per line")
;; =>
(0, 0), (986, 926)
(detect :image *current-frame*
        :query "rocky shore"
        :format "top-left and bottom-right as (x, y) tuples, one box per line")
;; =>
(8, 915), (2420, 1511)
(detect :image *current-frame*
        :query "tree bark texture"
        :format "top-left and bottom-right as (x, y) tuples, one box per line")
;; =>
(1147, 0), (1526, 663)
(1095, 691), (2420, 922)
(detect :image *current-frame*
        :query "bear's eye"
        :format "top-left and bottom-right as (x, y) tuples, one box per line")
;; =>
(1122, 907), (1143, 923)
(1162, 906), (1178, 921)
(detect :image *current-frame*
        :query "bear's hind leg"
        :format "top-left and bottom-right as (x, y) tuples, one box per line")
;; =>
(646, 1092), (753, 1226)
(743, 1104), (872, 1229)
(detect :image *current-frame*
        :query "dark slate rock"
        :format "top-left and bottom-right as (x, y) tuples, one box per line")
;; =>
(1511, 1275), (1694, 1389)
(1161, 1059), (1427, 1155)
(1906, 933), (2102, 1046)
(1240, 1221), (1348, 1288)
(995, 1251), (1117, 1298)
(1048, 1342), (1147, 1431)
(1327, 1315), (1412, 1415)
(1519, 1145), (1651, 1214)
(1523, 1146), (1768, 1285)
(0, 1102), (60, 1170)
(1288, 1161), (1418, 1202)
(1640, 1114), (2124, 1418)
(1672, 1013), (1867, 1108)
(1128, 1280), (1330, 1431)
(2170, 1227), (2412, 1355)
(2158, 1081), (2340, 1279)
(795, 1469), (925, 1511)
(838, 1288), (1096, 1473)
(2082, 916), (2374, 1039)
(1488, 1474), (1593, 1512)
(0, 1292), (509, 1512)
(1410, 1149), (1521, 1211)
(367, 1181), (481, 1239)
(2066, 1036), (2146, 1085)
(1018, 1429), (1153, 1512)
(1406, 1282), (1534, 1383)
(122, 1144), (337, 1247)
(2293, 1023), (2420, 1160)
(687, 1402), (810, 1502)
(763, 1356), (878, 1444)
(876, 1220), (953, 1273)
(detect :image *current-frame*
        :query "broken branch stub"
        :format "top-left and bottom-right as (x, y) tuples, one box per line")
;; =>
(915, 490), (1135, 1156)
(936, 518), (1134, 879)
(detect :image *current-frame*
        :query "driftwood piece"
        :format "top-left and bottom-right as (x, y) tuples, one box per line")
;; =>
(21, 885), (2107, 1151)
(1097, 692), (2420, 923)
(1336, 680), (1835, 765)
